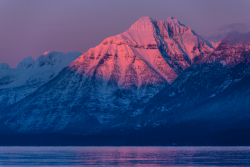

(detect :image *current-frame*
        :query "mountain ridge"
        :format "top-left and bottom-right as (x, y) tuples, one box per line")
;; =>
(0, 51), (82, 110)
(126, 39), (250, 134)
(0, 16), (215, 133)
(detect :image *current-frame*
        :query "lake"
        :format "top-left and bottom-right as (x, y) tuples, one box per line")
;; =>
(0, 146), (249, 166)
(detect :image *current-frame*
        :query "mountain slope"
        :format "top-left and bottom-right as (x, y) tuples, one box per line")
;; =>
(131, 39), (250, 133)
(0, 51), (81, 110)
(1, 16), (214, 133)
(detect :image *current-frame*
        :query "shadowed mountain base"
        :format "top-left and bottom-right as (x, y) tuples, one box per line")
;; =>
(1, 123), (250, 146)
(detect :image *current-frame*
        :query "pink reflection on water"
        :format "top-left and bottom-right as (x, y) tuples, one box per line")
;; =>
(0, 146), (250, 166)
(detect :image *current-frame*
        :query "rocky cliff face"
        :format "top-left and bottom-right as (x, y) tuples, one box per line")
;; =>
(0, 17), (214, 133)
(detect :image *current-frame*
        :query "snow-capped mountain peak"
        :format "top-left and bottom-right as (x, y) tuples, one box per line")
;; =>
(129, 16), (156, 31)
(166, 16), (178, 23)
(2, 16), (250, 142)
(0, 51), (82, 89)
(0, 63), (10, 70)
(201, 37), (250, 66)
(17, 56), (35, 69)
(0, 16), (217, 133)
(0, 51), (82, 110)
(35, 51), (65, 67)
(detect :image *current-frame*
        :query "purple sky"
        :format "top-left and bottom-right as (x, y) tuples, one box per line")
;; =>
(1, 0), (250, 68)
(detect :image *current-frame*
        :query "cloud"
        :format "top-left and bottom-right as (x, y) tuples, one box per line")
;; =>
(204, 23), (250, 42)
(226, 31), (250, 45)
(204, 33), (225, 42)
(218, 23), (249, 33)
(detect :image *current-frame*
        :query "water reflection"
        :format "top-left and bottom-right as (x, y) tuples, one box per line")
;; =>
(0, 146), (249, 166)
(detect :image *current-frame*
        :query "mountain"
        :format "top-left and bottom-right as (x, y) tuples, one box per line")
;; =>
(0, 16), (214, 133)
(128, 38), (250, 136)
(0, 51), (81, 110)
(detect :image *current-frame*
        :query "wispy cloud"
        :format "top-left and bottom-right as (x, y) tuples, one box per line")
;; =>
(226, 31), (250, 45)
(218, 23), (249, 33)
(204, 23), (250, 42)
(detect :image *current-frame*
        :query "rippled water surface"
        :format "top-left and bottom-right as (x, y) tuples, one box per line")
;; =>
(0, 146), (250, 166)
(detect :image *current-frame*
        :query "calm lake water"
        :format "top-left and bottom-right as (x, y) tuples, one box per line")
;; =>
(0, 147), (249, 166)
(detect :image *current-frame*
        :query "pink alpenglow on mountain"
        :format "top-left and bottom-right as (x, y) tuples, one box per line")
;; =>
(71, 16), (214, 85)
(1, 17), (215, 132)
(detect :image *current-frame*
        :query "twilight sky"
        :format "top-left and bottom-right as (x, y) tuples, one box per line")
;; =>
(1, 0), (250, 68)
